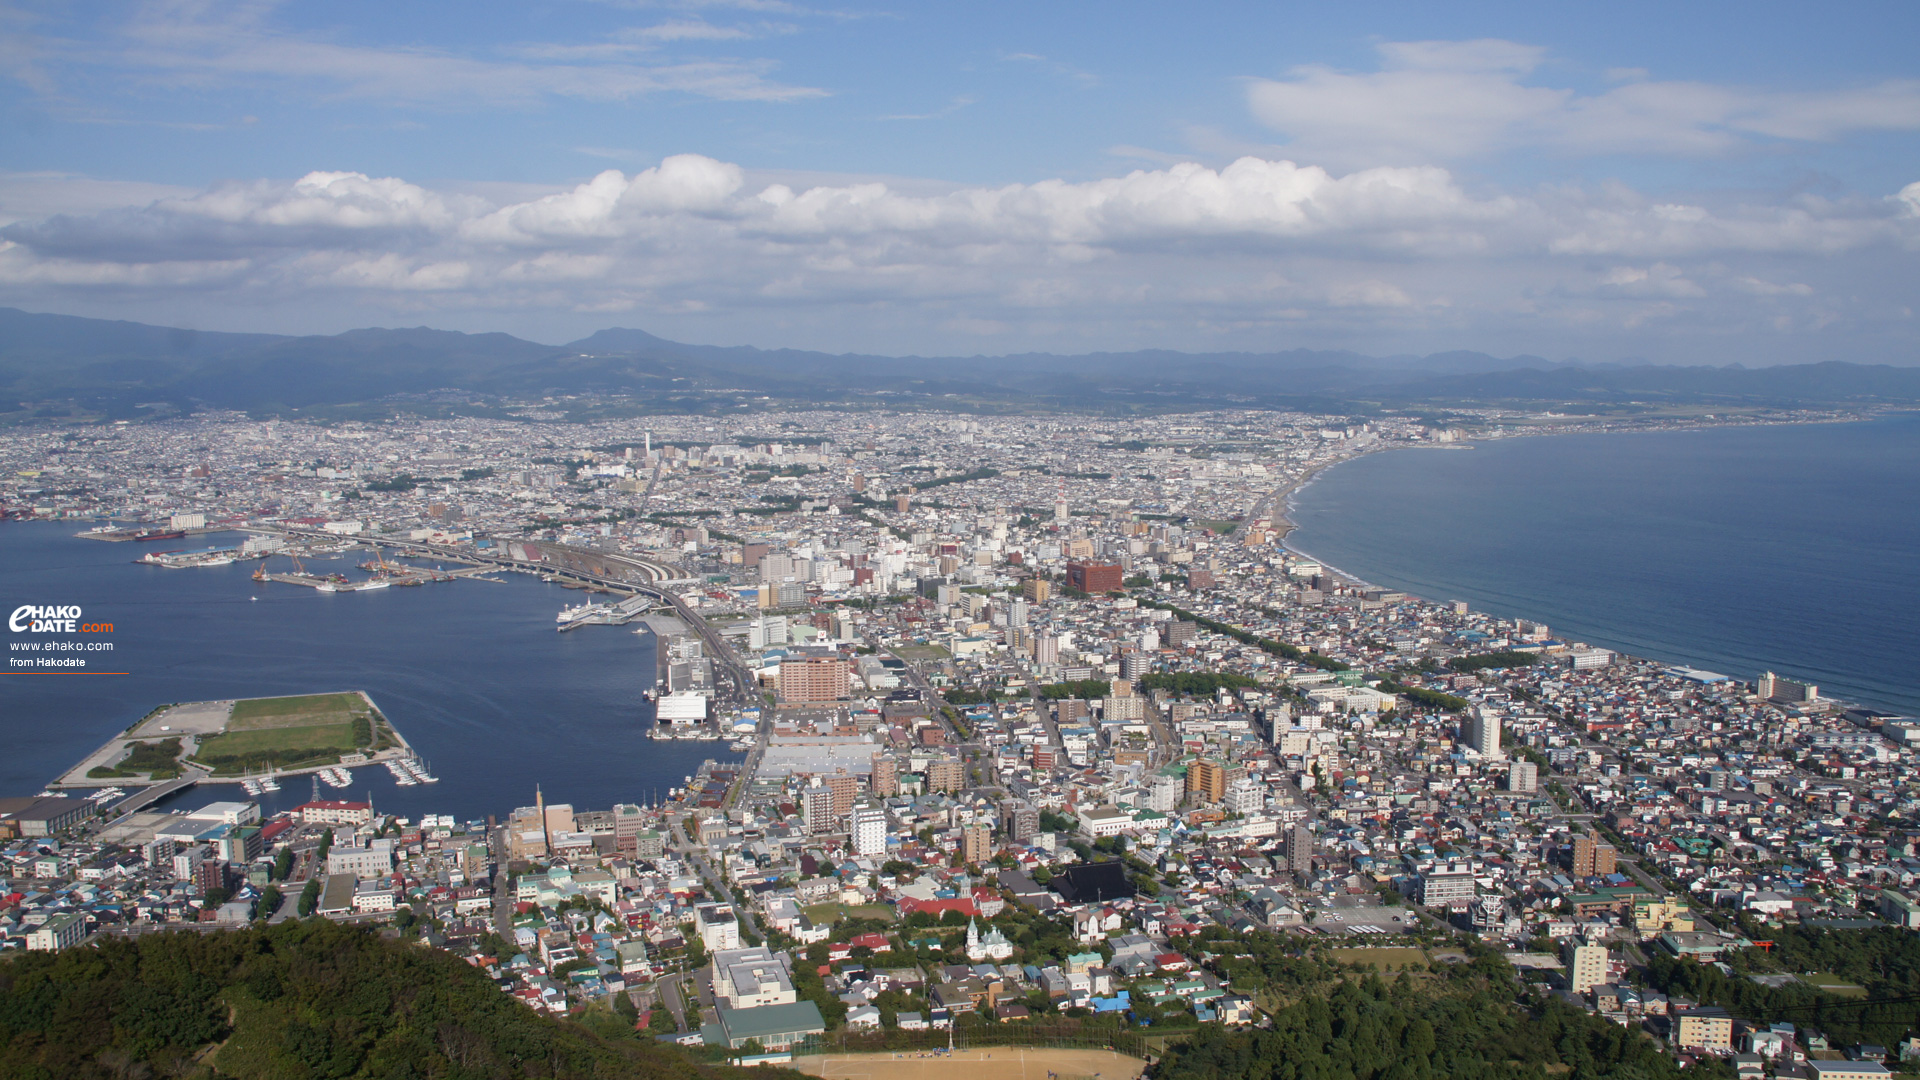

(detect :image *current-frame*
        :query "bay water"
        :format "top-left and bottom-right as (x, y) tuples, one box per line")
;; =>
(1286, 413), (1920, 716)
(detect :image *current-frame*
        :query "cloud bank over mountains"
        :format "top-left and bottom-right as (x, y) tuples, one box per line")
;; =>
(2, 22), (1916, 363)
(4, 149), (1915, 362)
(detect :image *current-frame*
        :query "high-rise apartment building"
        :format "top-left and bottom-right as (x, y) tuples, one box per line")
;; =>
(1571, 834), (1617, 877)
(802, 786), (834, 834)
(779, 653), (849, 703)
(1002, 800), (1039, 843)
(960, 824), (992, 865)
(928, 760), (965, 793)
(1465, 710), (1501, 758)
(1564, 943), (1609, 994)
(870, 755), (899, 797)
(1187, 759), (1227, 804)
(1287, 825), (1314, 873)
(1757, 671), (1818, 703)
(1031, 634), (1058, 665)
(1507, 758), (1539, 794)
(825, 775), (858, 819)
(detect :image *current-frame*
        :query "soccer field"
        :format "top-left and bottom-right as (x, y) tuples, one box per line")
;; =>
(795, 1048), (1145, 1080)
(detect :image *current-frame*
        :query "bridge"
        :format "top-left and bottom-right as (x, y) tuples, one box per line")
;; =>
(100, 768), (207, 821)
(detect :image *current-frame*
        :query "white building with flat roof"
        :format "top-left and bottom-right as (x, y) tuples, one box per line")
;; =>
(27, 911), (87, 951)
(712, 946), (798, 1010)
(852, 806), (888, 856)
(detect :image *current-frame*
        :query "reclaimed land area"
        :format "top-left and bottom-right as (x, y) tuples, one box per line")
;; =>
(55, 690), (409, 787)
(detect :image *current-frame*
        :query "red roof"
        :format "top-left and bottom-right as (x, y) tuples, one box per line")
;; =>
(895, 897), (977, 917)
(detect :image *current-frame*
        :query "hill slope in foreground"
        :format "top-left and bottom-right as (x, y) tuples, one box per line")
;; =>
(0, 919), (786, 1080)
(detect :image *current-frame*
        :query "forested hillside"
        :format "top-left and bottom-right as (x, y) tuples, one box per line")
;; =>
(0, 920), (787, 1080)
(1155, 954), (1718, 1080)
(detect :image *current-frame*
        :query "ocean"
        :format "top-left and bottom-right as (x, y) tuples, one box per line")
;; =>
(1285, 412), (1920, 716)
(0, 522), (736, 821)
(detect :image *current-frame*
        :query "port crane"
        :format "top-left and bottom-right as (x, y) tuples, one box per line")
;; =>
(253, 551), (306, 581)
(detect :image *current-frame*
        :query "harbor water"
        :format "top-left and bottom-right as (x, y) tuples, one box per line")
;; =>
(0, 522), (738, 820)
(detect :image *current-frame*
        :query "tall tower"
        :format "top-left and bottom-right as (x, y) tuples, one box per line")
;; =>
(536, 785), (552, 856)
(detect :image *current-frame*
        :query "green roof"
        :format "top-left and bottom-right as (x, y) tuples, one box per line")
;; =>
(715, 1001), (827, 1045)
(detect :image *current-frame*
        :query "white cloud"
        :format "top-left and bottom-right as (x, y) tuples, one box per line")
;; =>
(1896, 181), (1920, 218)
(2, 154), (1916, 361)
(0, 171), (196, 228)
(14, 1), (825, 107)
(1247, 39), (1920, 166)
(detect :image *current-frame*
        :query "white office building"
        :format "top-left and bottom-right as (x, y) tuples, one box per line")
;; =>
(852, 806), (888, 857)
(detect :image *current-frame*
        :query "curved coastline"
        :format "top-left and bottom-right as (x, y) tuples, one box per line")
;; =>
(1275, 445), (1481, 592)
(1268, 416), (1919, 715)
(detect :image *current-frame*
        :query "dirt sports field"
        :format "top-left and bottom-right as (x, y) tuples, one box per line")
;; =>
(795, 1048), (1146, 1080)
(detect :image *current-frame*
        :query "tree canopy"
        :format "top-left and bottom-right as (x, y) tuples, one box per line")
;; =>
(0, 919), (795, 1080)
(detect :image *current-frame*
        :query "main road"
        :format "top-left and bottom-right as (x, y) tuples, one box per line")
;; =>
(668, 816), (763, 941)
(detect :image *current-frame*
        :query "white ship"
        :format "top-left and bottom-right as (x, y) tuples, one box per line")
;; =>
(259, 775), (280, 792)
(557, 594), (652, 631)
(556, 601), (614, 629)
(356, 579), (391, 591)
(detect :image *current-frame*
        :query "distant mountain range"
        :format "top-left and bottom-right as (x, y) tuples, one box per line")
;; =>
(3, 306), (1917, 421)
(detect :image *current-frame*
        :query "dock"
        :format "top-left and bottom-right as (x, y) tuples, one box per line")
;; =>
(556, 593), (656, 630)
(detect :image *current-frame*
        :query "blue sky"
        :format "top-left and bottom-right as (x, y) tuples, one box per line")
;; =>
(2, 0), (1917, 363)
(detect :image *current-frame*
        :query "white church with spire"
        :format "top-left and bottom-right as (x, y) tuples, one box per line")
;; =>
(965, 917), (1013, 962)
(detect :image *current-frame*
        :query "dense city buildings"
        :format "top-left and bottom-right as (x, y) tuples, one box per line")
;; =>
(0, 402), (1908, 1065)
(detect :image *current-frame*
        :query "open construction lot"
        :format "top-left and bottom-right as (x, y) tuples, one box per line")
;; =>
(795, 1048), (1146, 1080)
